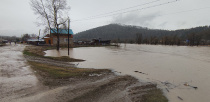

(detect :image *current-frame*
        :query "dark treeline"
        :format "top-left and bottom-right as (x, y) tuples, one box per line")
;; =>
(74, 24), (210, 46)
(0, 36), (20, 42)
(0, 34), (38, 43)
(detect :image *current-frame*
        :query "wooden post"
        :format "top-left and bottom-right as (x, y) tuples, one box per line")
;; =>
(68, 18), (70, 55)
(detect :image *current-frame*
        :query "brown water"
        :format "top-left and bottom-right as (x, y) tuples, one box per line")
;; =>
(45, 44), (210, 102)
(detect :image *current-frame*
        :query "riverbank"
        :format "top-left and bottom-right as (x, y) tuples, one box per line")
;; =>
(23, 45), (168, 102)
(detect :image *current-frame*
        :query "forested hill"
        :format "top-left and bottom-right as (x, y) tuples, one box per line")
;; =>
(74, 24), (210, 42)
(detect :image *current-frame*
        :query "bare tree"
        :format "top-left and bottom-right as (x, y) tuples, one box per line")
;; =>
(30, 0), (70, 50)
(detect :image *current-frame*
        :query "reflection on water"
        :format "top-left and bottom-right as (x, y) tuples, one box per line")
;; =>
(45, 44), (210, 102)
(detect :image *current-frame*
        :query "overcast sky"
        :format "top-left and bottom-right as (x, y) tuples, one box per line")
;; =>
(0, 0), (210, 37)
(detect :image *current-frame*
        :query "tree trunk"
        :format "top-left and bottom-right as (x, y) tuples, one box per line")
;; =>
(57, 26), (59, 51)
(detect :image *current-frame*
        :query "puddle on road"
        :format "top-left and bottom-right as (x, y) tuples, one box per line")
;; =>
(0, 44), (42, 101)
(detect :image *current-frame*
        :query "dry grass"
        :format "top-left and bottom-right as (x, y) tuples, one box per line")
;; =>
(28, 61), (111, 87)
(23, 46), (84, 62)
(29, 61), (110, 79)
(24, 46), (46, 56)
(141, 88), (168, 102)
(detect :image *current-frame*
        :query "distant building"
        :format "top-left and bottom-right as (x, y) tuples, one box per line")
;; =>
(74, 38), (111, 45)
(0, 38), (8, 43)
(27, 38), (45, 45)
(90, 38), (111, 45)
(43, 28), (73, 46)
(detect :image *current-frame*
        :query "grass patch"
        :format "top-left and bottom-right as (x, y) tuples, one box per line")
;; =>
(23, 46), (84, 62)
(73, 44), (118, 48)
(28, 61), (110, 79)
(45, 56), (84, 62)
(23, 46), (46, 56)
(23, 50), (40, 57)
(142, 88), (168, 102)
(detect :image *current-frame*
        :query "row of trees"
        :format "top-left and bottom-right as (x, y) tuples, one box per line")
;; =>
(21, 34), (37, 42)
(1, 34), (41, 43)
(111, 30), (208, 46)
(0, 36), (20, 42)
(133, 32), (205, 46)
(136, 33), (182, 45)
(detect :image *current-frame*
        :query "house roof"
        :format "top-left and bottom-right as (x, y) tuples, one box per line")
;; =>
(41, 34), (50, 39)
(27, 38), (44, 42)
(50, 28), (73, 34)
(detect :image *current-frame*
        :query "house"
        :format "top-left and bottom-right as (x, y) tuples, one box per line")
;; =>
(27, 38), (45, 45)
(2, 40), (8, 43)
(0, 38), (8, 43)
(43, 28), (73, 46)
(90, 38), (111, 45)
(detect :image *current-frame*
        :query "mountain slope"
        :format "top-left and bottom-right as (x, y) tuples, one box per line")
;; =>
(74, 24), (210, 41)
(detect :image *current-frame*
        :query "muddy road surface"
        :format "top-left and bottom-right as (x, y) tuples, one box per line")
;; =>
(0, 44), (45, 102)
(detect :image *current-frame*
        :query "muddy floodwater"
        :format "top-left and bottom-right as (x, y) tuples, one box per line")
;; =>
(45, 44), (210, 102)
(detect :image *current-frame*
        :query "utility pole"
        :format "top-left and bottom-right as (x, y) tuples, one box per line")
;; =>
(57, 24), (60, 51)
(68, 17), (70, 55)
(38, 29), (41, 46)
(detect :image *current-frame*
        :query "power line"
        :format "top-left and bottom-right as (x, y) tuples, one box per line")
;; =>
(117, 7), (210, 22)
(70, 6), (210, 29)
(77, 0), (162, 20)
(132, 6), (210, 19)
(159, 6), (210, 16)
(71, 0), (180, 22)
(75, 6), (210, 23)
(114, 6), (210, 20)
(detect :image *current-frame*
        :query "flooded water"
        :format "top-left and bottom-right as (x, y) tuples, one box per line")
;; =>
(45, 44), (210, 102)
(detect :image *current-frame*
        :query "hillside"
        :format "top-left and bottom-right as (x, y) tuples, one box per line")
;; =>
(74, 24), (210, 43)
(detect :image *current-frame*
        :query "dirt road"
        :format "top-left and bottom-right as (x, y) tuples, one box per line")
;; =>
(0, 44), (45, 102)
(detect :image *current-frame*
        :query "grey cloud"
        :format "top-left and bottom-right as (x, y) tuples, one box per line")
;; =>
(111, 12), (160, 27)
(177, 21), (187, 27)
(158, 22), (167, 28)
